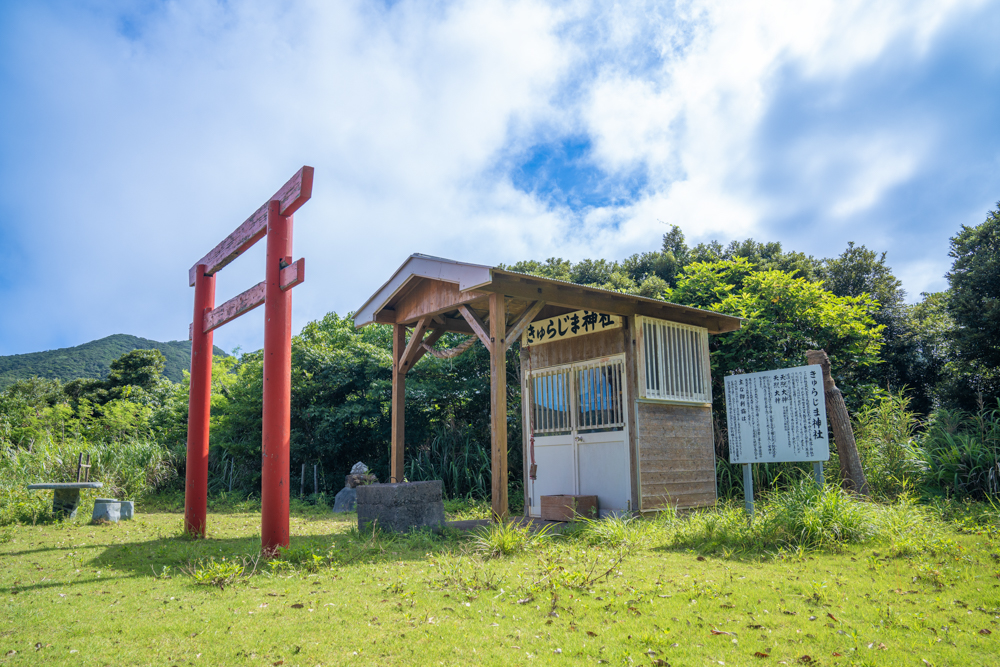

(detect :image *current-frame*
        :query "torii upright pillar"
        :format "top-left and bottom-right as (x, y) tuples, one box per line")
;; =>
(184, 166), (312, 553)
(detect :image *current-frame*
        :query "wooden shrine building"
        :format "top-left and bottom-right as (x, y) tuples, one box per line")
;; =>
(354, 254), (743, 519)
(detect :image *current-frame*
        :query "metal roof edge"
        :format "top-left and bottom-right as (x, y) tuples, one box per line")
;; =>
(353, 254), (493, 328)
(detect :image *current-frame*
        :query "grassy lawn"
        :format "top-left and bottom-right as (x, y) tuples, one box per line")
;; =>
(2, 496), (999, 666)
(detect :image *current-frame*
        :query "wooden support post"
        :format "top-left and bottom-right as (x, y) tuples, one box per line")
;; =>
(300, 463), (306, 498)
(185, 264), (215, 537)
(489, 293), (508, 521)
(391, 323), (407, 483)
(261, 201), (293, 554)
(805, 350), (869, 496)
(813, 461), (824, 489)
(623, 315), (640, 513)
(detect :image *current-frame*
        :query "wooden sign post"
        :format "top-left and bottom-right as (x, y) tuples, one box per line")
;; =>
(184, 166), (313, 553)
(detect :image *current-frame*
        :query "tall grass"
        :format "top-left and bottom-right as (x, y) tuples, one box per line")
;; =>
(471, 520), (553, 558)
(407, 424), (490, 500)
(672, 477), (882, 555)
(0, 434), (175, 525)
(918, 402), (1000, 498)
(853, 390), (924, 499)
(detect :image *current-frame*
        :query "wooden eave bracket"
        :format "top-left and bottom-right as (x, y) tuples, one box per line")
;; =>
(458, 304), (492, 353)
(398, 320), (446, 372)
(505, 300), (544, 344)
(190, 258), (305, 338)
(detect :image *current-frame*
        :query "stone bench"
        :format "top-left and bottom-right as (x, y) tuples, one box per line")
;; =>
(356, 480), (445, 533)
(26, 482), (103, 519)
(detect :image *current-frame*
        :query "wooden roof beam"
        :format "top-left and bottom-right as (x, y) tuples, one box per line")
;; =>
(487, 271), (739, 334)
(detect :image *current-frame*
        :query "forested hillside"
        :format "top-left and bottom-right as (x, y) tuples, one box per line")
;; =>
(0, 334), (227, 387)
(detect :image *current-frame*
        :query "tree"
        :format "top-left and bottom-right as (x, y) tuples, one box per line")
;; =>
(63, 349), (170, 409)
(818, 242), (925, 407)
(900, 291), (953, 413)
(943, 204), (1000, 408)
(666, 260), (885, 446)
(689, 238), (823, 281)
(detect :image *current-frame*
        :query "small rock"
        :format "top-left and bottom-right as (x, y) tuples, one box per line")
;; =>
(332, 487), (357, 513)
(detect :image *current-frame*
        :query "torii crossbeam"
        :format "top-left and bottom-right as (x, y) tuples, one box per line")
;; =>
(185, 166), (313, 553)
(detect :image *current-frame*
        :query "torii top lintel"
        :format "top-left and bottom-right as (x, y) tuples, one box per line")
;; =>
(352, 253), (742, 335)
(188, 166), (314, 287)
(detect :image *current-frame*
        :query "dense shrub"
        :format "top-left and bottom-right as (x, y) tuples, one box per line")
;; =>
(918, 402), (1000, 499)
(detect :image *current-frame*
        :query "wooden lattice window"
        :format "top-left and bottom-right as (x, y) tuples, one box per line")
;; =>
(637, 317), (711, 404)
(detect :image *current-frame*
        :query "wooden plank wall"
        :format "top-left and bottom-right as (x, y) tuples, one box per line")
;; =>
(525, 328), (624, 368)
(636, 403), (717, 510)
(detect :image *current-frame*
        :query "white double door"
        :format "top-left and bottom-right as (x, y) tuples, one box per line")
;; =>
(527, 355), (631, 518)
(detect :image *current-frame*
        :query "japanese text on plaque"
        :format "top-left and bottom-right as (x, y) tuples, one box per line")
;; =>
(724, 365), (830, 464)
(521, 310), (622, 346)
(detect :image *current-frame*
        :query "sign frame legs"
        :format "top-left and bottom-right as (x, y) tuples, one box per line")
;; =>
(743, 463), (753, 518)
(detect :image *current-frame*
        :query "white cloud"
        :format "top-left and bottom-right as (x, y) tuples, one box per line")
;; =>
(0, 0), (990, 354)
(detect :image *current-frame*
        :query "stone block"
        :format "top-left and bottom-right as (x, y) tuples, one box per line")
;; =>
(92, 501), (121, 523)
(356, 481), (445, 533)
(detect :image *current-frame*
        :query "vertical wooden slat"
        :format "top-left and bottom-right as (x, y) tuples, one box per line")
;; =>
(677, 327), (691, 398)
(542, 374), (548, 433)
(564, 370), (571, 430)
(391, 323), (407, 483)
(661, 324), (669, 398)
(542, 375), (548, 432)
(489, 292), (508, 520)
(603, 364), (609, 426)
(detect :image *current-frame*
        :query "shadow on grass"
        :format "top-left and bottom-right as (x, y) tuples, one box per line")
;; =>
(3, 513), (477, 595)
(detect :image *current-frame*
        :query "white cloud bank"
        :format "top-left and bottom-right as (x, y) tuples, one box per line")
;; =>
(0, 0), (991, 355)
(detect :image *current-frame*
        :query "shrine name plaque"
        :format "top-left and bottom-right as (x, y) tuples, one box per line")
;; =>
(724, 364), (830, 464)
(522, 310), (621, 346)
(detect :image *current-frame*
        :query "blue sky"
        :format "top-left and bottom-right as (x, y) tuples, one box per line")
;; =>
(0, 0), (998, 356)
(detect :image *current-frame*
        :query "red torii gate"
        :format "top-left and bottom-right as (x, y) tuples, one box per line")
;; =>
(185, 166), (313, 553)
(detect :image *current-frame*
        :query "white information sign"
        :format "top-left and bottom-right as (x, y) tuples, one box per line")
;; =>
(521, 310), (622, 347)
(724, 365), (830, 464)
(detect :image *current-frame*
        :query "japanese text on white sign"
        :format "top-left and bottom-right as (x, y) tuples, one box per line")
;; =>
(724, 365), (829, 464)
(522, 310), (621, 346)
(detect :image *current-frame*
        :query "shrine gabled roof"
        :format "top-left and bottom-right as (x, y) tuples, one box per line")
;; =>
(353, 254), (742, 334)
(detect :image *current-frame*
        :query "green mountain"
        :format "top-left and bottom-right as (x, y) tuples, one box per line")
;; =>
(0, 334), (228, 388)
